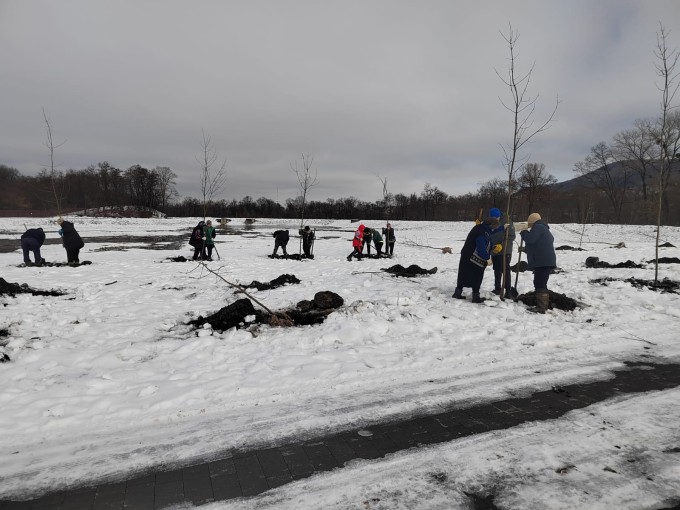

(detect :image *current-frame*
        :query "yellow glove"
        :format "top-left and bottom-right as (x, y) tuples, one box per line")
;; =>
(492, 243), (503, 255)
(475, 219), (481, 225)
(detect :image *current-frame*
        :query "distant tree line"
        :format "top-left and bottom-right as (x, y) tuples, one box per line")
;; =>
(2, 136), (679, 225)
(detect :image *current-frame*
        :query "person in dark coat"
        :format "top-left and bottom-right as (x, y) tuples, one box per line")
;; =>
(519, 213), (556, 313)
(488, 207), (517, 298)
(361, 228), (373, 256)
(21, 227), (46, 266)
(272, 229), (289, 257)
(382, 223), (396, 256)
(203, 220), (217, 261)
(452, 217), (494, 303)
(189, 221), (206, 260)
(56, 218), (85, 266)
(298, 226), (315, 258)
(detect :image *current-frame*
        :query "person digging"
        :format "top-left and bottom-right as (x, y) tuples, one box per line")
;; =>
(518, 212), (556, 314)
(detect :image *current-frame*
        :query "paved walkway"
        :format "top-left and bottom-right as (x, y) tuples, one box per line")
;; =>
(2, 359), (680, 510)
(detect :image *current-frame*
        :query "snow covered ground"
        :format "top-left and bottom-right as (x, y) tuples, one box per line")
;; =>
(1, 217), (679, 508)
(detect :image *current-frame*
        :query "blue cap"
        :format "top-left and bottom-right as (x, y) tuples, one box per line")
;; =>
(489, 207), (502, 218)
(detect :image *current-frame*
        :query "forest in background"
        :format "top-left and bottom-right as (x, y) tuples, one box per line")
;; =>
(1, 159), (679, 225)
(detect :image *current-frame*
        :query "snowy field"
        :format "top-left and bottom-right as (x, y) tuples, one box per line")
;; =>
(1, 217), (679, 508)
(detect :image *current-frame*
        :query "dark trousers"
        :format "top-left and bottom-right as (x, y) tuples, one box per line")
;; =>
(386, 242), (395, 255)
(192, 245), (206, 260)
(206, 245), (214, 258)
(533, 266), (552, 291)
(273, 242), (288, 256)
(374, 241), (383, 256)
(21, 237), (42, 264)
(348, 247), (362, 260)
(302, 243), (312, 257)
(66, 248), (80, 264)
(492, 254), (512, 291)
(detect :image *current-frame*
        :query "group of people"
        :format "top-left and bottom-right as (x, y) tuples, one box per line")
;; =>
(453, 208), (556, 313)
(20, 217), (85, 266)
(189, 220), (218, 260)
(347, 223), (396, 260)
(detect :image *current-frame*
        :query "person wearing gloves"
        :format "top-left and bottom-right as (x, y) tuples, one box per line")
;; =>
(453, 215), (495, 303)
(518, 212), (556, 313)
(20, 227), (46, 266)
(347, 224), (365, 261)
(56, 217), (85, 266)
(488, 208), (517, 298)
(203, 220), (217, 261)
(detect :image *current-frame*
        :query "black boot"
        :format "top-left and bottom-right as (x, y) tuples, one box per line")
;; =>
(452, 288), (465, 299)
(472, 292), (485, 304)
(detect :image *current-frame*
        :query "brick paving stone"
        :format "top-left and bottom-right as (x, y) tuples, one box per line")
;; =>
(208, 458), (236, 478)
(323, 436), (356, 466)
(7, 361), (680, 508)
(123, 481), (154, 510)
(233, 454), (268, 497)
(256, 449), (291, 480)
(303, 442), (340, 473)
(210, 473), (241, 501)
(60, 489), (96, 510)
(280, 446), (315, 480)
(92, 482), (126, 510)
(153, 480), (184, 509)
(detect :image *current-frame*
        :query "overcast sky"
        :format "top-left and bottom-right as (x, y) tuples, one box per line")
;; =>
(1, 1), (678, 203)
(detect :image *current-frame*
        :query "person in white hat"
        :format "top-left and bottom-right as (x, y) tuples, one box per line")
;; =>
(518, 213), (556, 313)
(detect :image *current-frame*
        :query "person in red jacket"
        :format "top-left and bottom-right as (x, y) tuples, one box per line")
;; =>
(347, 224), (365, 261)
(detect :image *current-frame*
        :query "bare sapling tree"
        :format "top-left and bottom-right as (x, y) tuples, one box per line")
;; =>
(652, 23), (680, 285)
(42, 108), (67, 216)
(291, 153), (319, 255)
(496, 23), (559, 299)
(291, 153), (318, 231)
(377, 174), (392, 225)
(197, 130), (228, 220)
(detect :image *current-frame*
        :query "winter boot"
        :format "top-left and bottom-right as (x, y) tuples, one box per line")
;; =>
(529, 291), (549, 313)
(472, 292), (486, 304)
(492, 288), (501, 295)
(452, 287), (465, 299)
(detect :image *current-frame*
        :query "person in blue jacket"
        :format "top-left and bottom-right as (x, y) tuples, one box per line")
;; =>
(453, 216), (495, 303)
(519, 212), (556, 313)
(20, 227), (46, 266)
(488, 207), (517, 298)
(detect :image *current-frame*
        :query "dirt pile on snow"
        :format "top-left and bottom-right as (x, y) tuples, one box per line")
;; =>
(0, 278), (65, 297)
(381, 264), (438, 277)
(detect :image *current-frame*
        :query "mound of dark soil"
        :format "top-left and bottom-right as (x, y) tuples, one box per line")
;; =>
(510, 260), (529, 273)
(381, 264), (438, 277)
(167, 256), (190, 262)
(0, 352), (10, 363)
(556, 245), (585, 251)
(656, 257), (680, 264)
(267, 254), (313, 261)
(0, 278), (66, 297)
(189, 291), (344, 331)
(21, 261), (92, 268)
(517, 290), (579, 312)
(245, 274), (301, 291)
(585, 257), (643, 269)
(659, 242), (676, 248)
(591, 277), (679, 294)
